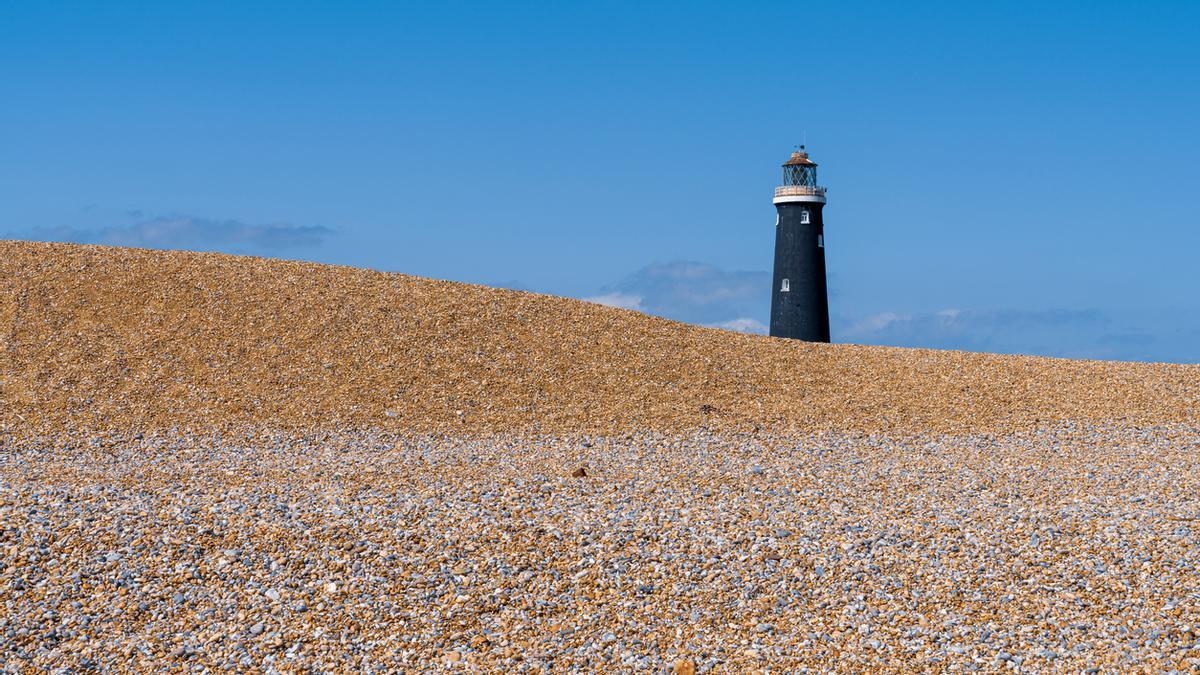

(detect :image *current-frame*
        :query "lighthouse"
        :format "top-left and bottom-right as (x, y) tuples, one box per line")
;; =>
(769, 147), (830, 342)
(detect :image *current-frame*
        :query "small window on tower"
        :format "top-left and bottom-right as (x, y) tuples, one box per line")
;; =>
(800, 210), (811, 224)
(818, 234), (824, 248)
(781, 278), (790, 292)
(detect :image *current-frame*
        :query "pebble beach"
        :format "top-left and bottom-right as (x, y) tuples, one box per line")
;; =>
(2, 241), (1199, 672)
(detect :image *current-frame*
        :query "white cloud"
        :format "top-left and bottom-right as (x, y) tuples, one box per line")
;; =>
(845, 311), (910, 334)
(584, 292), (644, 311)
(708, 317), (769, 334)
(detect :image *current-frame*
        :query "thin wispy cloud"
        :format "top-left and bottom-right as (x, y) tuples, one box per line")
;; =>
(17, 213), (333, 255)
(837, 308), (1111, 358)
(588, 262), (768, 326)
(834, 307), (1200, 362)
(587, 261), (1200, 362)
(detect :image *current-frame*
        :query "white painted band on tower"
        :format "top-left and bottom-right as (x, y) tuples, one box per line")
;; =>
(773, 194), (827, 204)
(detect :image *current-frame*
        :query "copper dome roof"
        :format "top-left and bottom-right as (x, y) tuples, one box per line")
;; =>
(783, 150), (817, 167)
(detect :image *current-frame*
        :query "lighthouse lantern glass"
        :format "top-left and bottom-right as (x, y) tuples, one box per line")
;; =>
(783, 164), (817, 187)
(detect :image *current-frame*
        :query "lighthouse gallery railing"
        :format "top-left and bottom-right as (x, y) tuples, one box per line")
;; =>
(774, 186), (827, 198)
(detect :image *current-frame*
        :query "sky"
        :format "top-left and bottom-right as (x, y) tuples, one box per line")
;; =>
(2, 1), (1198, 362)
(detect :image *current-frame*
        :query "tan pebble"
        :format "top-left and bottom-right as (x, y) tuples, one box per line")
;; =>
(672, 658), (696, 675)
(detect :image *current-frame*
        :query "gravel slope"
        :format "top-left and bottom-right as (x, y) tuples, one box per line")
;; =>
(2, 241), (1199, 672)
(1, 240), (1196, 438)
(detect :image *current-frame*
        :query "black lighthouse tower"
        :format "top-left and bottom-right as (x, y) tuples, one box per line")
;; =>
(769, 147), (830, 342)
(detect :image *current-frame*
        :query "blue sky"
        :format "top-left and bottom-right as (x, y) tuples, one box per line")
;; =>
(2, 1), (1198, 362)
